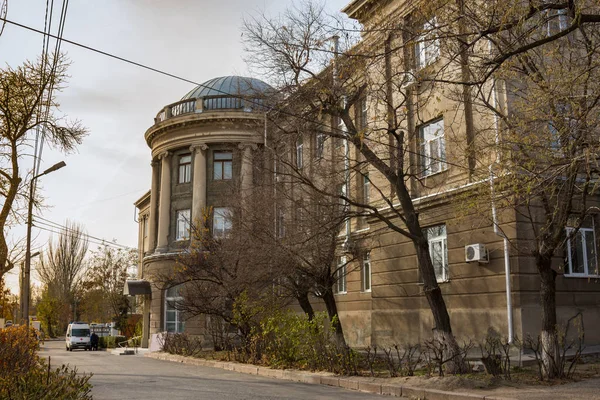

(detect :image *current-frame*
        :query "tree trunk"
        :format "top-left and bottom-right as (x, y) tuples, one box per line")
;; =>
(538, 255), (559, 379)
(296, 291), (315, 321)
(322, 289), (346, 347)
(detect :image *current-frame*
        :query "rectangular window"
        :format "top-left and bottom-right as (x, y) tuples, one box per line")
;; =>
(316, 132), (325, 159)
(335, 256), (347, 294)
(165, 285), (185, 333)
(416, 17), (440, 68)
(296, 137), (304, 170)
(176, 209), (191, 241)
(362, 172), (370, 204)
(566, 226), (599, 277)
(419, 118), (446, 176)
(178, 154), (191, 184)
(212, 207), (232, 238)
(424, 224), (448, 283)
(361, 252), (371, 292)
(213, 151), (232, 180)
(277, 208), (285, 239)
(545, 3), (569, 36)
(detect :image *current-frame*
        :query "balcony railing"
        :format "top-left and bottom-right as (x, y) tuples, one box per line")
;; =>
(154, 95), (269, 124)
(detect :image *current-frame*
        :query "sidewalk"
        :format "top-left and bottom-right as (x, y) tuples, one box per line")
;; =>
(145, 352), (515, 400)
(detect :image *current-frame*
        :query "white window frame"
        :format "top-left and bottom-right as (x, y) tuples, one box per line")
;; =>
(419, 118), (446, 177)
(165, 285), (185, 333)
(296, 137), (304, 170)
(565, 225), (599, 277)
(213, 207), (232, 238)
(416, 17), (440, 68)
(176, 209), (191, 241)
(361, 252), (371, 292)
(544, 3), (569, 36)
(213, 151), (233, 180)
(178, 154), (191, 184)
(335, 256), (347, 294)
(424, 225), (449, 283)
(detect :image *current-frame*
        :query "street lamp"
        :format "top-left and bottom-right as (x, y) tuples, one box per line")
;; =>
(22, 161), (66, 327)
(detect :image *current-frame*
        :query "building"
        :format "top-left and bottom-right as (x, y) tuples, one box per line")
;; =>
(132, 1), (600, 351)
(131, 76), (271, 347)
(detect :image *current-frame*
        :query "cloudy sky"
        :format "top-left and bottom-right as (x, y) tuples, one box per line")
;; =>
(1, 0), (351, 293)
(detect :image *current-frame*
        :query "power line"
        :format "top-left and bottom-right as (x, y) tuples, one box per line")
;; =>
(33, 216), (135, 250)
(1, 17), (471, 173)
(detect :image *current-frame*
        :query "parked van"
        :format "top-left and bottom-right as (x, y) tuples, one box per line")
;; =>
(65, 322), (91, 351)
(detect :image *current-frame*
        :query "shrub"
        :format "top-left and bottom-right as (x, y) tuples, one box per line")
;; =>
(0, 325), (39, 378)
(159, 333), (203, 357)
(0, 326), (92, 399)
(98, 335), (127, 349)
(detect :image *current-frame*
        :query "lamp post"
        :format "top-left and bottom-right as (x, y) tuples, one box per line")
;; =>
(22, 161), (66, 327)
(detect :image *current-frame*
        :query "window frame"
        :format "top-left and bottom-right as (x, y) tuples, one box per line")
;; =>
(315, 132), (326, 159)
(178, 154), (191, 184)
(175, 209), (191, 241)
(334, 256), (347, 294)
(212, 207), (232, 238)
(213, 151), (233, 180)
(361, 251), (371, 292)
(415, 17), (441, 69)
(565, 225), (599, 277)
(165, 285), (185, 333)
(424, 224), (449, 283)
(419, 118), (446, 177)
(296, 137), (304, 170)
(362, 172), (370, 204)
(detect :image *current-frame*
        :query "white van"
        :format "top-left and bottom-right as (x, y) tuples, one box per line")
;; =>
(65, 322), (91, 351)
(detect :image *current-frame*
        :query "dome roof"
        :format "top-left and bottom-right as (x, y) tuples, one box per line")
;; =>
(181, 76), (273, 100)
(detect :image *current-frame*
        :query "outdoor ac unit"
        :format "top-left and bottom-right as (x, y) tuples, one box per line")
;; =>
(465, 244), (489, 263)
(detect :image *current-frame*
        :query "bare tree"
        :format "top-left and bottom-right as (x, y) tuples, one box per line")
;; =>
(0, 54), (87, 280)
(37, 220), (88, 327)
(243, 1), (469, 371)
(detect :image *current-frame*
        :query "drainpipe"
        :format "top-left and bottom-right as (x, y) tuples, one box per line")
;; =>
(489, 62), (513, 343)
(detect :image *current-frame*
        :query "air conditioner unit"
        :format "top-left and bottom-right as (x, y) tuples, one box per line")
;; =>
(465, 243), (489, 263)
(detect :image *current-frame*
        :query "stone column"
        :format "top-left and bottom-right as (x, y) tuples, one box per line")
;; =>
(141, 294), (151, 348)
(148, 160), (160, 254)
(238, 143), (257, 197)
(190, 144), (208, 230)
(156, 151), (172, 252)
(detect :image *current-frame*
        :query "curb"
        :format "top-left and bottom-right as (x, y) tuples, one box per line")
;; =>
(145, 352), (517, 399)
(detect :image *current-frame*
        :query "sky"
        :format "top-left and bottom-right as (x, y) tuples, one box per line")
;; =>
(0, 0), (352, 293)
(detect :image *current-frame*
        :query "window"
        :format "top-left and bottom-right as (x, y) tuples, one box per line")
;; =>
(424, 224), (448, 282)
(176, 209), (191, 241)
(213, 151), (232, 180)
(419, 118), (446, 176)
(277, 208), (285, 239)
(165, 285), (185, 333)
(361, 252), (371, 292)
(566, 226), (599, 277)
(296, 137), (304, 170)
(212, 207), (232, 238)
(335, 256), (347, 294)
(544, 2), (569, 36)
(362, 172), (370, 203)
(178, 154), (191, 184)
(316, 132), (326, 159)
(416, 17), (440, 68)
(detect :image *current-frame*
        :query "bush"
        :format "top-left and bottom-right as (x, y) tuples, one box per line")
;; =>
(0, 325), (92, 399)
(98, 335), (127, 349)
(159, 333), (203, 357)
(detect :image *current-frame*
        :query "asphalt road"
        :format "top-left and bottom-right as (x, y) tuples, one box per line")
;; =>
(40, 340), (385, 400)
